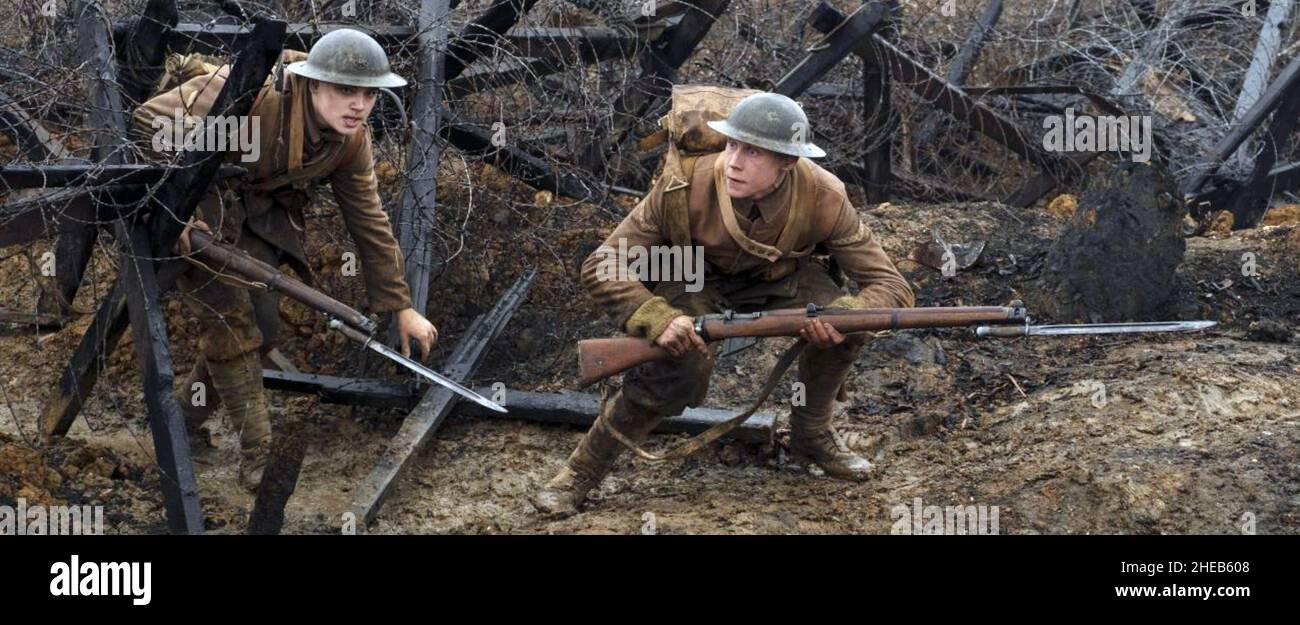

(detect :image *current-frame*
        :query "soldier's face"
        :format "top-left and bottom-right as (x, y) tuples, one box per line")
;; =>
(308, 80), (379, 135)
(722, 139), (796, 200)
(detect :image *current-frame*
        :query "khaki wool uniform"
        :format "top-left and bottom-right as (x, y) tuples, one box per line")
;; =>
(131, 50), (412, 477)
(553, 150), (914, 500)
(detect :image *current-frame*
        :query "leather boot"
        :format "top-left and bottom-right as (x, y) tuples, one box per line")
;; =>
(533, 391), (660, 516)
(789, 342), (875, 481)
(207, 351), (272, 492)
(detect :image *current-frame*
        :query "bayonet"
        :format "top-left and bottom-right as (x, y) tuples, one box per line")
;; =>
(975, 320), (1217, 338)
(329, 319), (508, 413)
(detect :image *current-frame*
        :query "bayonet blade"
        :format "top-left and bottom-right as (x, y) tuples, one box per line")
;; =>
(329, 319), (507, 413)
(976, 320), (1216, 338)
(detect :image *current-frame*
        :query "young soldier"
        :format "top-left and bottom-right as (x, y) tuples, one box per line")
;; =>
(132, 29), (437, 491)
(535, 92), (915, 516)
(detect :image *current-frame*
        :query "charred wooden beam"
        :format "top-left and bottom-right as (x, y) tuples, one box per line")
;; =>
(444, 0), (540, 81)
(0, 186), (140, 249)
(775, 3), (888, 99)
(1228, 75), (1300, 228)
(115, 0), (180, 111)
(912, 0), (1002, 150)
(34, 1), (130, 323)
(0, 89), (74, 162)
(1180, 51), (1300, 198)
(811, 3), (1076, 182)
(581, 0), (731, 173)
(262, 370), (415, 408)
(457, 388), (775, 445)
(1, 164), (247, 189)
(259, 372), (776, 445)
(350, 269), (536, 527)
(393, 0), (452, 335)
(117, 222), (203, 534)
(441, 111), (608, 206)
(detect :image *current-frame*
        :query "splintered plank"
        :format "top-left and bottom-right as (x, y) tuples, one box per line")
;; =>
(350, 269), (537, 526)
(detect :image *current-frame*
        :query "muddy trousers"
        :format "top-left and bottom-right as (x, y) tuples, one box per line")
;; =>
(174, 230), (283, 461)
(552, 263), (866, 494)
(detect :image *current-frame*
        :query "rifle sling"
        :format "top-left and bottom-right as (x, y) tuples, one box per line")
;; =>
(603, 340), (805, 461)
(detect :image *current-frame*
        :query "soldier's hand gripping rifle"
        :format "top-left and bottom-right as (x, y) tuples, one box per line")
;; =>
(577, 302), (1216, 387)
(183, 229), (506, 413)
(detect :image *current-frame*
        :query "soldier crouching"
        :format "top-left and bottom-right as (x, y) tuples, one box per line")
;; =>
(535, 92), (915, 516)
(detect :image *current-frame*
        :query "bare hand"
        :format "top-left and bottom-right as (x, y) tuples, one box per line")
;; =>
(396, 308), (438, 360)
(800, 318), (845, 349)
(175, 219), (212, 255)
(654, 315), (708, 358)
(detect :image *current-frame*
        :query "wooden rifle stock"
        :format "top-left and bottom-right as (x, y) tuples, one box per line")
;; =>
(185, 229), (377, 333)
(577, 303), (1026, 386)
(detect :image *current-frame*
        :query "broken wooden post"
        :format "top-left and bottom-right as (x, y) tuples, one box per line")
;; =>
(37, 0), (130, 322)
(0, 89), (74, 162)
(116, 221), (204, 534)
(1228, 74), (1300, 228)
(393, 0), (451, 334)
(810, 3), (1076, 191)
(351, 269), (536, 527)
(457, 388), (776, 445)
(257, 371), (777, 444)
(775, 3), (888, 99)
(911, 0), (1003, 152)
(1230, 0), (1294, 167)
(1179, 51), (1300, 200)
(115, 0), (181, 111)
(440, 112), (608, 206)
(580, 0), (731, 173)
(443, 0), (541, 81)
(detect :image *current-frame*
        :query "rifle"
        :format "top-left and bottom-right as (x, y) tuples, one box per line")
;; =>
(578, 302), (1026, 386)
(184, 229), (506, 413)
(577, 302), (1216, 387)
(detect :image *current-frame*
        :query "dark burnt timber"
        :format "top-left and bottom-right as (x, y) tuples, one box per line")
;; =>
(35, 0), (130, 323)
(258, 372), (775, 445)
(459, 388), (776, 444)
(443, 0), (540, 81)
(0, 89), (74, 162)
(810, 3), (1076, 188)
(440, 112), (608, 207)
(911, 0), (1003, 153)
(773, 3), (888, 100)
(351, 269), (537, 527)
(38, 19), (288, 450)
(0, 164), (247, 189)
(115, 0), (180, 111)
(773, 2), (891, 201)
(580, 0), (731, 174)
(116, 221), (203, 534)
(1180, 52), (1300, 200)
(393, 0), (452, 335)
(1227, 76), (1300, 228)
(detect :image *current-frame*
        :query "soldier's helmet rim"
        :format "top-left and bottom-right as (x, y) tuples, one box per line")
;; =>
(706, 92), (826, 159)
(286, 28), (408, 89)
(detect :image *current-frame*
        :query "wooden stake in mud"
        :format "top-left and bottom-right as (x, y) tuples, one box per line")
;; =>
(350, 269), (536, 528)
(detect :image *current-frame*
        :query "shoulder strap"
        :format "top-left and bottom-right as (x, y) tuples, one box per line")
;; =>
(659, 146), (697, 248)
